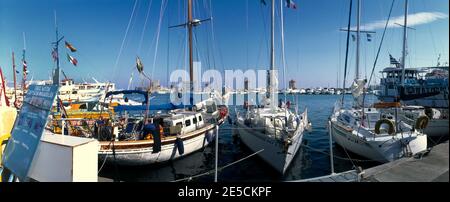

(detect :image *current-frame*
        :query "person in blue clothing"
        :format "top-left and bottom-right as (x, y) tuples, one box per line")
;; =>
(143, 118), (161, 153)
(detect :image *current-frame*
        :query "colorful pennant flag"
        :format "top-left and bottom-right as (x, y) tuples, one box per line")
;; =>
(286, 0), (297, 9)
(67, 53), (78, 66)
(65, 41), (77, 52)
(22, 60), (28, 74)
(136, 56), (144, 73)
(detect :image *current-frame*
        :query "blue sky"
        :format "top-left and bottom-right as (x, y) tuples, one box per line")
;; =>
(1, 0), (448, 89)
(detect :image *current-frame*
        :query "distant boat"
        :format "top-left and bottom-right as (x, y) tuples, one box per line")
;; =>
(58, 78), (114, 104)
(377, 66), (448, 108)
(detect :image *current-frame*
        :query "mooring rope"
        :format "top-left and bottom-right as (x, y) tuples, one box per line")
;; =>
(172, 149), (264, 182)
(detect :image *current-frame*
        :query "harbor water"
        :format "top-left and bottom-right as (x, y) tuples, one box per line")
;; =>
(98, 94), (383, 182)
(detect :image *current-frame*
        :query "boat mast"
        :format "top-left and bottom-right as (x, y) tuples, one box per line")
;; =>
(22, 32), (27, 91)
(12, 52), (17, 103)
(188, 0), (194, 106)
(269, 0), (276, 112)
(270, 0), (275, 75)
(355, 0), (361, 80)
(52, 11), (64, 85)
(280, 0), (289, 121)
(400, 0), (408, 86)
(340, 0), (353, 105)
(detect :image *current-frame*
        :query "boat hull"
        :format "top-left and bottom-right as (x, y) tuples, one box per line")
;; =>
(423, 119), (449, 138)
(99, 124), (217, 166)
(236, 122), (304, 174)
(329, 120), (428, 163)
(378, 93), (448, 108)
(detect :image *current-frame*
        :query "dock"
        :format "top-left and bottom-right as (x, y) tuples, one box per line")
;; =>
(360, 141), (449, 182)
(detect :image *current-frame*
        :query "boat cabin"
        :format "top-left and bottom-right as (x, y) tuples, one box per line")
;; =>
(164, 111), (205, 134)
(380, 68), (424, 86)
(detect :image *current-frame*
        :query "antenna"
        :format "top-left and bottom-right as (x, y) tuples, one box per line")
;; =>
(23, 32), (27, 50)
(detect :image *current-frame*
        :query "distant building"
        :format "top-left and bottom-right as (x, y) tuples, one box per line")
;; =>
(289, 80), (296, 90)
(151, 80), (161, 91)
(244, 78), (249, 91)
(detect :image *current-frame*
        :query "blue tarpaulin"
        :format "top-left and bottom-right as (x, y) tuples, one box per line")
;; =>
(106, 90), (189, 112)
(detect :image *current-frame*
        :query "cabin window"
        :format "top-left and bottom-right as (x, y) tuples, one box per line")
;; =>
(193, 117), (197, 124)
(185, 120), (191, 127)
(72, 91), (77, 94)
(198, 116), (202, 122)
(176, 122), (183, 128)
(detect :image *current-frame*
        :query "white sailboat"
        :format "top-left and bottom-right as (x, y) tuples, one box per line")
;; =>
(329, 0), (427, 163)
(235, 0), (310, 174)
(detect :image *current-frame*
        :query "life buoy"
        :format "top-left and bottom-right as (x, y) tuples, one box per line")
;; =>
(219, 107), (228, 119)
(374, 119), (395, 135)
(415, 116), (429, 130)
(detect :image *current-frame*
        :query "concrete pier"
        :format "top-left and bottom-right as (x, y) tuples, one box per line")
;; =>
(361, 142), (449, 182)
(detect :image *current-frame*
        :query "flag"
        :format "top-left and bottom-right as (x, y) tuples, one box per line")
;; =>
(286, 0), (297, 9)
(52, 48), (58, 61)
(65, 41), (77, 52)
(260, 0), (266, 6)
(136, 56), (144, 73)
(351, 34), (356, 41)
(367, 33), (372, 42)
(23, 60), (28, 74)
(389, 54), (400, 66)
(67, 53), (78, 66)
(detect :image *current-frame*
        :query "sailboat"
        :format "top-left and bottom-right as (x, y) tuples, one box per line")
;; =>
(235, 0), (310, 174)
(329, 0), (427, 163)
(50, 0), (229, 166)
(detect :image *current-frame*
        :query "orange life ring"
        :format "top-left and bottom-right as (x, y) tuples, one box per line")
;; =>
(219, 107), (228, 118)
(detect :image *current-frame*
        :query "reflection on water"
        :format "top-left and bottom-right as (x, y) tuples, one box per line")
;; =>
(99, 94), (385, 182)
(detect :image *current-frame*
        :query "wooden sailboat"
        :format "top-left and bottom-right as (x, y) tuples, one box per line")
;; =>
(48, 0), (229, 166)
(235, 0), (310, 174)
